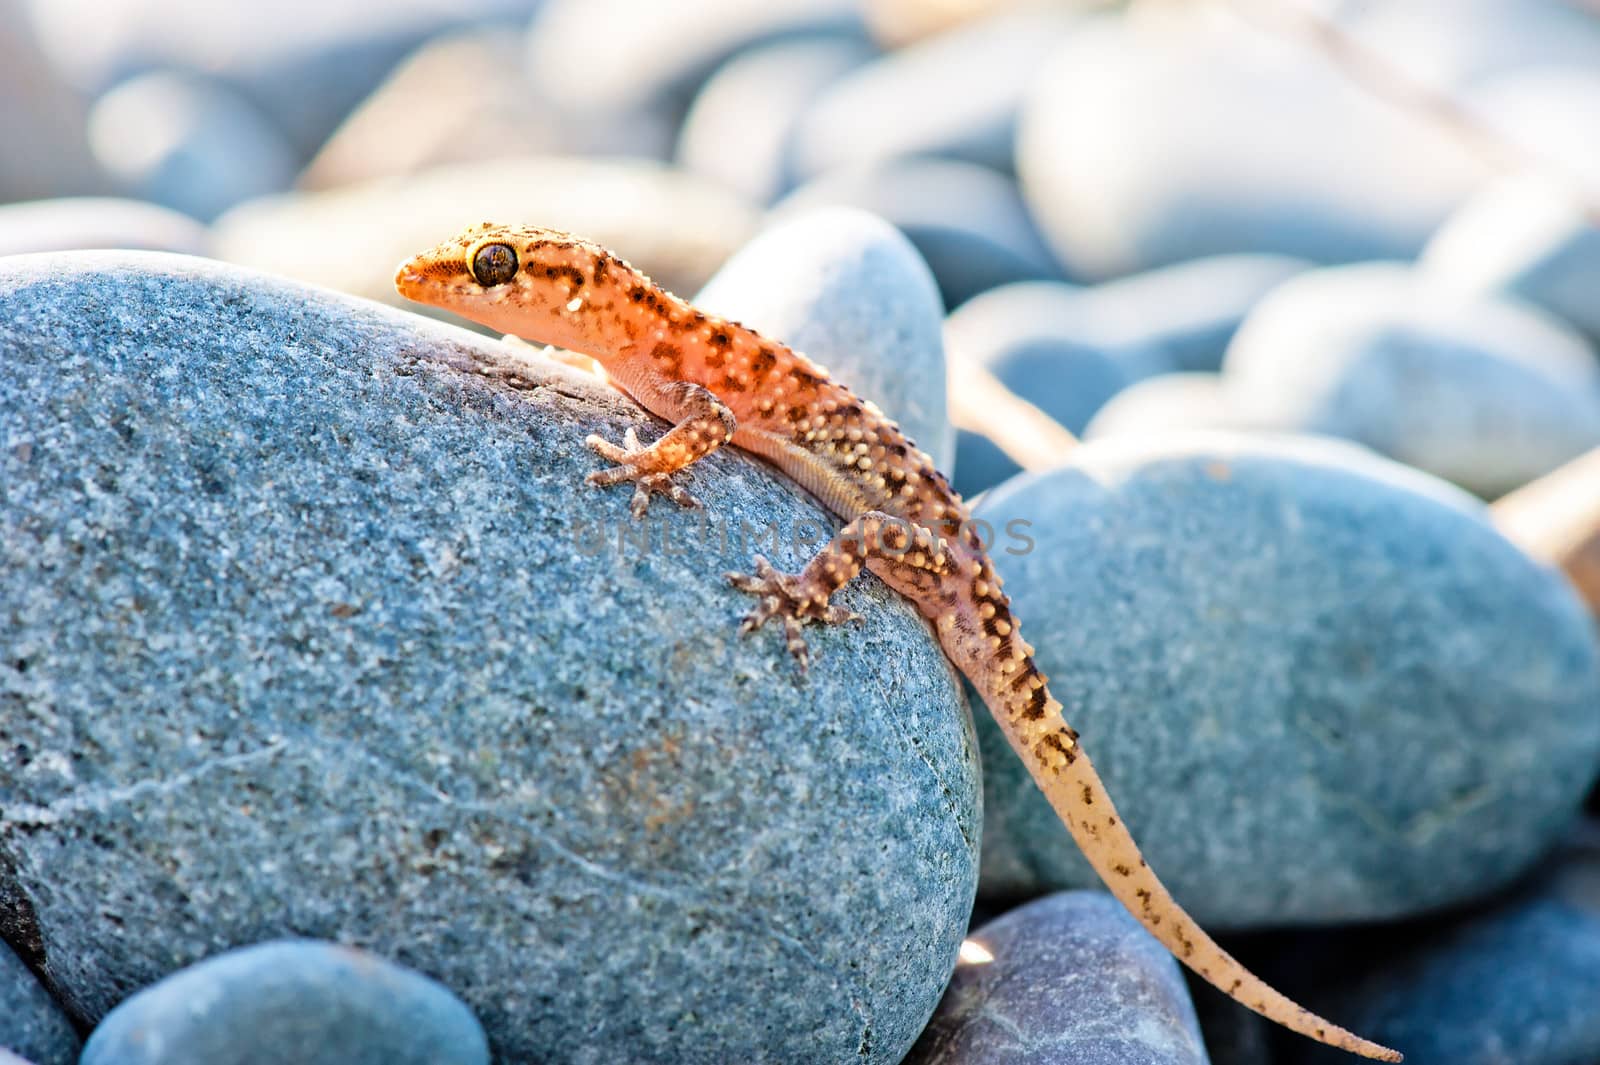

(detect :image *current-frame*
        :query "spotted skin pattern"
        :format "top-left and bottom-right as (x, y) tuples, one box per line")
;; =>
(396, 224), (1401, 1063)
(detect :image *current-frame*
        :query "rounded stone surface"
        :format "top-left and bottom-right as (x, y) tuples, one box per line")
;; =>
(1017, 12), (1485, 279)
(696, 207), (953, 470)
(1423, 177), (1600, 345)
(788, 8), (1081, 180)
(0, 941), (78, 1065)
(1223, 262), (1600, 497)
(970, 433), (1600, 926)
(904, 892), (1207, 1065)
(677, 35), (877, 205)
(0, 252), (978, 1065)
(776, 158), (1062, 307)
(0, 198), (210, 258)
(87, 70), (297, 222)
(80, 940), (487, 1065)
(212, 156), (759, 313)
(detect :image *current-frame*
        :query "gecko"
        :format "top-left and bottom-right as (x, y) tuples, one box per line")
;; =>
(395, 223), (1402, 1062)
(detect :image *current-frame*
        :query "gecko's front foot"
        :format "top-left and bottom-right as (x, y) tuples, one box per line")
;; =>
(725, 555), (861, 672)
(585, 428), (704, 520)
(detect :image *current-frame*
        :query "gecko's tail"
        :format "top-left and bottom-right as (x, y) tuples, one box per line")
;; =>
(1041, 742), (1401, 1061)
(982, 707), (1400, 1060)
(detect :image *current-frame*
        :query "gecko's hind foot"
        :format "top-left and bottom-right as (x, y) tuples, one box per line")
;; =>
(724, 556), (861, 672)
(584, 430), (703, 519)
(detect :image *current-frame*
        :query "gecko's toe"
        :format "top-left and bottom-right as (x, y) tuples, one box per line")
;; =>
(782, 615), (811, 672)
(584, 433), (632, 464)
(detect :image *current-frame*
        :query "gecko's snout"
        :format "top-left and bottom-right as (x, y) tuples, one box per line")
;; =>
(393, 257), (431, 301)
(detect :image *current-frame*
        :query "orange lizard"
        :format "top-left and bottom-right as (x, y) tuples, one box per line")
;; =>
(395, 224), (1401, 1062)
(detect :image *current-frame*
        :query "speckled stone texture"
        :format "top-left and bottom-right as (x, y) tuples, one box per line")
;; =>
(903, 892), (1208, 1065)
(0, 252), (979, 1065)
(81, 940), (488, 1065)
(0, 940), (78, 1065)
(696, 206), (953, 470)
(969, 433), (1600, 926)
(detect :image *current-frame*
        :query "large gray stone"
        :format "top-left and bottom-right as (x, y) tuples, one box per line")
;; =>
(81, 940), (488, 1065)
(1222, 262), (1600, 498)
(1017, 12), (1486, 280)
(696, 207), (953, 470)
(969, 433), (1600, 927)
(0, 941), (78, 1065)
(904, 892), (1208, 1065)
(0, 252), (978, 1065)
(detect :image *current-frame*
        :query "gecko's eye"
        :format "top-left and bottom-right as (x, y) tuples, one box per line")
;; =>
(471, 243), (519, 287)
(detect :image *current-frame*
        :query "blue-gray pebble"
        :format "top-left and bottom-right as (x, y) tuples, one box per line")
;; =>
(788, 8), (1081, 180)
(696, 206), (954, 469)
(970, 433), (1600, 926)
(1423, 177), (1600, 346)
(677, 35), (877, 205)
(775, 158), (1063, 307)
(0, 252), (978, 1065)
(1223, 262), (1600, 497)
(1017, 14), (1484, 279)
(1299, 834), (1600, 1065)
(80, 940), (486, 1065)
(903, 892), (1208, 1065)
(0, 941), (78, 1065)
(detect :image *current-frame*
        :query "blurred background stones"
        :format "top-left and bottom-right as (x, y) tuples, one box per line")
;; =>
(1222, 261), (1600, 497)
(1016, 6), (1488, 279)
(212, 157), (759, 310)
(776, 158), (1063, 306)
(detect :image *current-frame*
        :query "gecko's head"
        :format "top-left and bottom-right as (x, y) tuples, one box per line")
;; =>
(395, 222), (623, 352)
